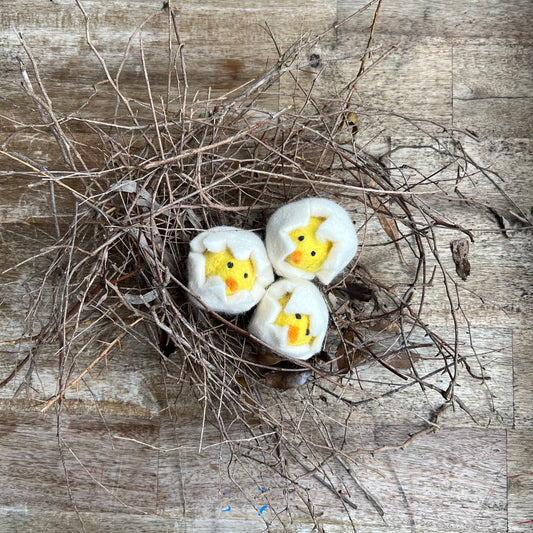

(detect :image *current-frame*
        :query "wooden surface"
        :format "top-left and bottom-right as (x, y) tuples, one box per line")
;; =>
(1, 1), (532, 531)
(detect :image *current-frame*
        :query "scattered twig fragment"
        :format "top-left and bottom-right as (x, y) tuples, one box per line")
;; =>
(450, 238), (471, 281)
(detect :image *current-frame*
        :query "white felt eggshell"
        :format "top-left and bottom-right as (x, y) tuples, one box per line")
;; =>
(265, 197), (358, 284)
(187, 226), (274, 314)
(248, 278), (329, 360)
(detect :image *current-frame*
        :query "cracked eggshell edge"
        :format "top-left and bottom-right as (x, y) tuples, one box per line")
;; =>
(248, 278), (329, 360)
(187, 226), (274, 314)
(265, 198), (358, 284)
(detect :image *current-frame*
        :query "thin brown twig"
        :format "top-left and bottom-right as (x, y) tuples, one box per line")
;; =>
(40, 317), (143, 413)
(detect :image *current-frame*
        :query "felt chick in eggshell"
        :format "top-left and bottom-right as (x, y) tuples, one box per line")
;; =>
(187, 226), (274, 314)
(265, 198), (358, 284)
(248, 279), (329, 360)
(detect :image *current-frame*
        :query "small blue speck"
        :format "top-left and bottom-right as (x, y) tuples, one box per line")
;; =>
(258, 505), (267, 516)
(222, 506), (231, 513)
(258, 487), (265, 492)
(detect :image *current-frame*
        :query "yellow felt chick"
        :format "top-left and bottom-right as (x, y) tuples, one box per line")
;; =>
(265, 198), (359, 284)
(248, 278), (329, 360)
(274, 293), (313, 346)
(204, 248), (256, 295)
(188, 226), (274, 314)
(285, 216), (332, 273)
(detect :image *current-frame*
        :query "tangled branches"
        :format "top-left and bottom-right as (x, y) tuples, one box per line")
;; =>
(1, 1), (515, 529)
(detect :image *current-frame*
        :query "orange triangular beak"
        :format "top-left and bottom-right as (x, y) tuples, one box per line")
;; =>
(288, 325), (299, 345)
(225, 277), (238, 293)
(291, 249), (303, 265)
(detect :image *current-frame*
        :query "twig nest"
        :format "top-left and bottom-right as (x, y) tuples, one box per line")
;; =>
(248, 279), (329, 360)
(265, 198), (358, 284)
(187, 226), (274, 314)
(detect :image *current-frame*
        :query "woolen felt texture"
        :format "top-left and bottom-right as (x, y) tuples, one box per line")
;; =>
(248, 278), (329, 360)
(265, 198), (358, 284)
(187, 226), (274, 314)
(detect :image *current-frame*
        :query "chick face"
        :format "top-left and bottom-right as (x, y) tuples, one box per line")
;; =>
(204, 248), (256, 296)
(265, 198), (359, 284)
(285, 216), (332, 273)
(248, 278), (328, 360)
(274, 293), (313, 346)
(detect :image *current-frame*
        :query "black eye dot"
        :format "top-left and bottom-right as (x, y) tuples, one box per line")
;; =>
(227, 262), (234, 268)
(298, 235), (304, 241)
(306, 329), (310, 336)
(295, 313), (302, 320)
(244, 273), (248, 279)
(311, 250), (316, 256)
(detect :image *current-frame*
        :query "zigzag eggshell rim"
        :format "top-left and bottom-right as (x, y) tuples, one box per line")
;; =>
(248, 278), (329, 360)
(265, 198), (358, 284)
(187, 226), (274, 314)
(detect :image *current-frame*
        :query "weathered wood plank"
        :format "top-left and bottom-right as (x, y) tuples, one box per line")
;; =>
(0, 1), (531, 531)
(0, 0), (337, 129)
(512, 328), (533, 428)
(0, 223), (57, 344)
(334, 2), (533, 141)
(342, 327), (514, 428)
(0, 412), (160, 515)
(0, 322), (169, 416)
(453, 41), (533, 138)
(158, 423), (508, 532)
(365, 137), (533, 324)
(0, 512), (178, 533)
(357, 427), (507, 532)
(282, 36), (453, 139)
(507, 429), (533, 532)
(338, 0), (533, 40)
(0, 171), (73, 224)
(0, 411), (508, 532)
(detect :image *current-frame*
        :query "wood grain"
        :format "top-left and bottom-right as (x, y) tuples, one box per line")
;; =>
(453, 41), (533, 138)
(337, 0), (533, 39)
(0, 0), (531, 531)
(0, 412), (508, 532)
(508, 429), (533, 532)
(0, 0), (337, 127)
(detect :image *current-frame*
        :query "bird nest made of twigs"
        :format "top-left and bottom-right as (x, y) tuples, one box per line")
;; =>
(3, 3), (514, 527)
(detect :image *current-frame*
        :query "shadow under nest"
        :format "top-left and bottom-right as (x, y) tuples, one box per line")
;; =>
(7, 9), (502, 527)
